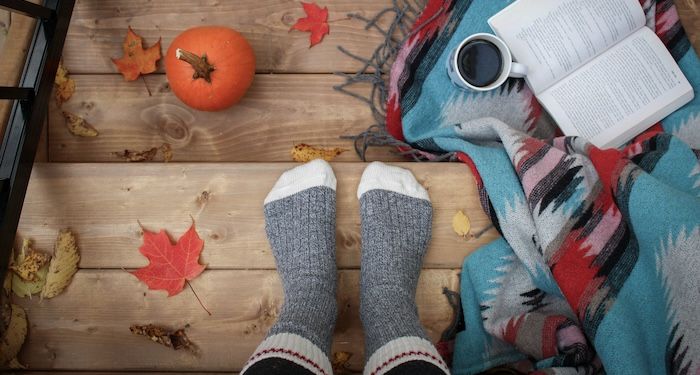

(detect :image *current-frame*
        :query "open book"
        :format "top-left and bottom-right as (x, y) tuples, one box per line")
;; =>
(488, 0), (694, 148)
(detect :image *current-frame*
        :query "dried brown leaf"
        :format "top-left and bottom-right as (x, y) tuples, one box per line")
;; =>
(291, 143), (347, 162)
(41, 229), (80, 299)
(130, 324), (198, 354)
(62, 111), (99, 137)
(114, 147), (158, 162)
(114, 143), (172, 162)
(9, 239), (50, 281)
(54, 61), (75, 106)
(0, 304), (28, 366)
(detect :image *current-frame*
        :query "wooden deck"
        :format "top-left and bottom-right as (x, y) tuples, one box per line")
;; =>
(2, 0), (700, 373)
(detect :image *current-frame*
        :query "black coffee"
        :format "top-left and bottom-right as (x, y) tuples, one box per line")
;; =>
(457, 40), (503, 87)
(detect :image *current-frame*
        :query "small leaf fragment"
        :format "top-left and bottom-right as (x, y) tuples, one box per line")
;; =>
(9, 239), (50, 281)
(130, 324), (198, 353)
(54, 61), (75, 106)
(332, 351), (353, 374)
(452, 210), (471, 238)
(160, 143), (173, 162)
(41, 229), (80, 299)
(0, 304), (28, 366)
(291, 143), (347, 162)
(62, 111), (99, 137)
(113, 143), (172, 162)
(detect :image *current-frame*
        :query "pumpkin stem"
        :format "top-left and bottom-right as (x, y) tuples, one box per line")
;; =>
(176, 48), (215, 83)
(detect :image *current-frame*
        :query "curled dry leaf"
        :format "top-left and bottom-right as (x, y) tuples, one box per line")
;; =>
(54, 61), (75, 106)
(41, 229), (80, 299)
(291, 143), (347, 162)
(112, 26), (162, 81)
(62, 111), (99, 137)
(332, 351), (353, 374)
(9, 239), (49, 281)
(130, 324), (198, 353)
(0, 304), (28, 367)
(114, 143), (172, 162)
(452, 210), (471, 239)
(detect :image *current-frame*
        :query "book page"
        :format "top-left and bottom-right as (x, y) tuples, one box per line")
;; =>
(489, 0), (645, 94)
(538, 27), (694, 148)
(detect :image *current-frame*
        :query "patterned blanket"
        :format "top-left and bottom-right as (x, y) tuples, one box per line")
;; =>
(374, 0), (700, 373)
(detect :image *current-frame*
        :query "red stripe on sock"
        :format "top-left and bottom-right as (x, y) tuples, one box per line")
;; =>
(370, 350), (446, 375)
(246, 347), (328, 375)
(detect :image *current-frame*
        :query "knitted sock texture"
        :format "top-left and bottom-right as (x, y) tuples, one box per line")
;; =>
(263, 162), (338, 357)
(358, 163), (433, 358)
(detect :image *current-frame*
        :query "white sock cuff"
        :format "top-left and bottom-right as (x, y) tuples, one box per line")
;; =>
(241, 333), (333, 375)
(357, 162), (430, 201)
(264, 159), (337, 205)
(364, 336), (450, 375)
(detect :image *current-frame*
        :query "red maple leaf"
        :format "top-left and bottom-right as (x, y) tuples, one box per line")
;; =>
(112, 26), (162, 81)
(290, 2), (330, 47)
(132, 223), (206, 297)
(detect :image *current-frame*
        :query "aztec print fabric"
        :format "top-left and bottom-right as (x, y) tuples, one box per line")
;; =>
(385, 0), (700, 373)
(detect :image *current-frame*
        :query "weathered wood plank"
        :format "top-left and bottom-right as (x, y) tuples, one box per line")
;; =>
(16, 269), (458, 371)
(63, 0), (393, 74)
(17, 163), (497, 269)
(677, 0), (700, 53)
(48, 74), (398, 162)
(0, 7), (37, 135)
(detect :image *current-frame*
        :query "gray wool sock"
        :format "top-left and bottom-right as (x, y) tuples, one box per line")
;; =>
(357, 162), (450, 375)
(243, 159), (337, 375)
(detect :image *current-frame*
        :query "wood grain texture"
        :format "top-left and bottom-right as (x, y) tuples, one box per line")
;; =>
(16, 163), (497, 269)
(0, 9), (37, 135)
(48, 74), (398, 162)
(63, 0), (393, 74)
(16, 269), (458, 371)
(677, 0), (700, 53)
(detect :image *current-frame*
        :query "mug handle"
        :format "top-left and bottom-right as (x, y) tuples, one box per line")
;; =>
(509, 62), (528, 78)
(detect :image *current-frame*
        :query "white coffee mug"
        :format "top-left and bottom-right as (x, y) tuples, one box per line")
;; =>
(446, 33), (528, 91)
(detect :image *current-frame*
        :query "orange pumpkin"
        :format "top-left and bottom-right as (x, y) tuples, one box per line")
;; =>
(165, 26), (255, 112)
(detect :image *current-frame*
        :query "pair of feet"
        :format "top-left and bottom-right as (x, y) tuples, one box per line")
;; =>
(242, 160), (450, 375)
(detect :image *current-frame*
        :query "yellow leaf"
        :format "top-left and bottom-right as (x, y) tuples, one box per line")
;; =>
(9, 239), (50, 281)
(62, 111), (99, 137)
(54, 61), (75, 106)
(41, 229), (80, 299)
(8, 357), (27, 369)
(12, 263), (48, 298)
(0, 304), (28, 366)
(291, 143), (347, 162)
(452, 210), (471, 238)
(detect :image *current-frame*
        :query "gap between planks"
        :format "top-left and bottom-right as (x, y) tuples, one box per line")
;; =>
(17, 163), (498, 270)
(63, 0), (398, 74)
(49, 74), (396, 163)
(16, 269), (459, 372)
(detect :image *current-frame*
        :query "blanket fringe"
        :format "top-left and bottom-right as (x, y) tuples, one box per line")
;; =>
(335, 0), (455, 161)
